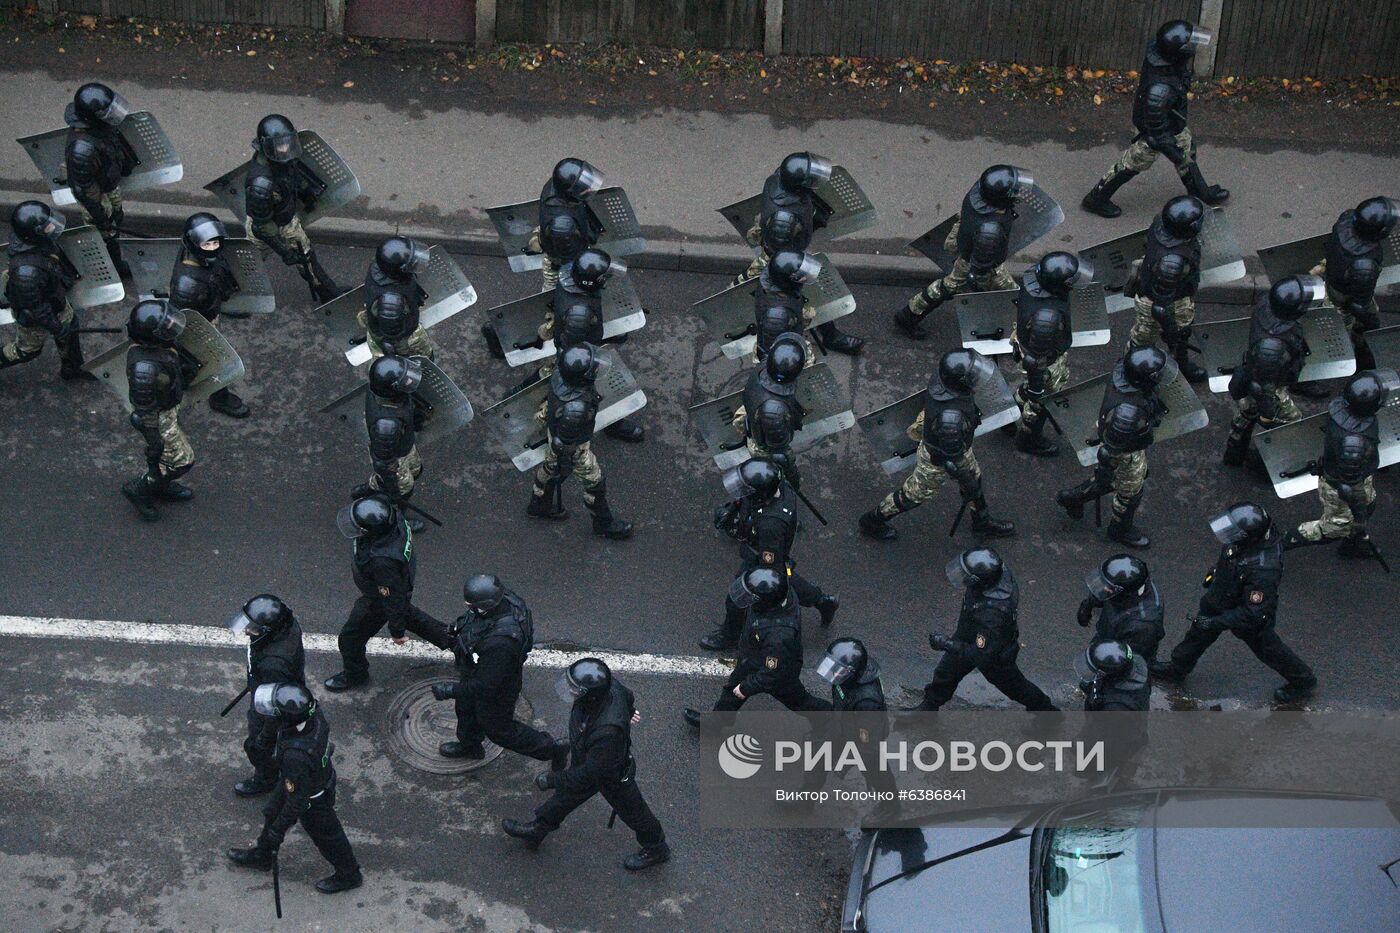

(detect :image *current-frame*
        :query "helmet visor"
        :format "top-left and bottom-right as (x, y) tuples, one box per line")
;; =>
(227, 610), (263, 639)
(722, 465), (756, 500)
(945, 554), (976, 589)
(961, 350), (999, 389)
(1373, 368), (1400, 397)
(1073, 650), (1101, 686)
(262, 131), (302, 163)
(251, 683), (280, 718)
(1188, 26), (1213, 48)
(188, 218), (225, 251)
(555, 670), (588, 705)
(806, 155), (834, 186)
(1069, 256), (1094, 286)
(395, 356), (425, 393)
(727, 574), (757, 609)
(1209, 511), (1250, 545)
(815, 654), (854, 686)
(1084, 567), (1122, 602)
(1293, 274), (1327, 307)
(1009, 168), (1036, 199)
(153, 307), (188, 343)
(97, 92), (133, 126)
(39, 212), (67, 241)
(336, 503), (366, 539)
(791, 253), (823, 286)
(574, 164), (606, 196)
(403, 241), (431, 275)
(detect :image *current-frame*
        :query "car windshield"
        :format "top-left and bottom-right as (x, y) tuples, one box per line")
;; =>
(1037, 798), (1154, 933)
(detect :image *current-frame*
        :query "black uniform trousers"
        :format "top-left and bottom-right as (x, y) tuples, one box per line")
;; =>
(713, 662), (834, 712)
(337, 597), (451, 679)
(244, 707), (280, 781)
(1167, 618), (1315, 686)
(535, 773), (665, 846)
(261, 780), (359, 875)
(922, 650), (1056, 711)
(455, 677), (555, 760)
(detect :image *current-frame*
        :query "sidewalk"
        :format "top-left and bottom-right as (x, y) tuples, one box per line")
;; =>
(1, 66), (1396, 299)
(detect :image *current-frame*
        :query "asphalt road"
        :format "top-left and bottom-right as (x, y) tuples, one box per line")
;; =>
(1, 243), (1397, 931)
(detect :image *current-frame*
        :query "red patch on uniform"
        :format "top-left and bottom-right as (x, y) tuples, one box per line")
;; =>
(1248, 590), (1265, 605)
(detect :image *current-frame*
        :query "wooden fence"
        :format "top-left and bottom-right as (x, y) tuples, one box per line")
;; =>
(21, 1), (328, 29)
(495, 0), (762, 50)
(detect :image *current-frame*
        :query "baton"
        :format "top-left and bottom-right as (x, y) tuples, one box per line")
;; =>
(607, 809), (618, 829)
(1039, 404), (1065, 437)
(789, 483), (828, 527)
(400, 499), (445, 528)
(948, 499), (969, 537)
(1094, 492), (1103, 528)
(272, 850), (283, 919)
(220, 683), (252, 718)
(1356, 537), (1391, 574)
(75, 327), (124, 334)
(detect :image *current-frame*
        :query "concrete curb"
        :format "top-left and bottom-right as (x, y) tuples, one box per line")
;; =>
(1, 186), (1370, 309)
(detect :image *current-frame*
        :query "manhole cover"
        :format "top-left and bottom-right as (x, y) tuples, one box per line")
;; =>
(386, 676), (535, 775)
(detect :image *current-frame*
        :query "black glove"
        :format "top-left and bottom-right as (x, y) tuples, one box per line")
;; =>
(534, 771), (557, 792)
(928, 631), (953, 652)
(1077, 598), (1096, 628)
(1194, 614), (1226, 634)
(431, 682), (455, 702)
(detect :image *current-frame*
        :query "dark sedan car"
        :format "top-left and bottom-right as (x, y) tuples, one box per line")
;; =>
(843, 789), (1400, 933)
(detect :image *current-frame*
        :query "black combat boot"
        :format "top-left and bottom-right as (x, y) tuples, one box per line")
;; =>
(527, 479), (568, 520)
(1171, 328), (1208, 383)
(588, 485), (634, 540)
(1273, 679), (1317, 705)
(105, 236), (133, 281)
(859, 509), (897, 541)
(682, 708), (704, 728)
(1056, 480), (1096, 520)
(1280, 528), (1325, 551)
(481, 322), (506, 359)
(1106, 494), (1150, 549)
(501, 818), (551, 850)
(603, 415), (646, 442)
(549, 739), (570, 772)
(121, 476), (159, 522)
(814, 321), (864, 355)
(439, 740), (486, 759)
(315, 870), (364, 894)
(57, 332), (97, 381)
(208, 386), (250, 419)
(1180, 163), (1229, 206)
(1014, 415), (1060, 457)
(623, 841), (672, 871)
(892, 306), (929, 340)
(1221, 426), (1253, 467)
(1336, 533), (1375, 560)
(1149, 659), (1186, 682)
(226, 845), (274, 871)
(1081, 168), (1139, 218)
(816, 594), (840, 628)
(305, 249), (344, 303)
(969, 496), (1016, 538)
(323, 671), (369, 692)
(234, 775), (277, 797)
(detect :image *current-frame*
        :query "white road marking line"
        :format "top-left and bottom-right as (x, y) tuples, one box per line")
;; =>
(0, 615), (731, 678)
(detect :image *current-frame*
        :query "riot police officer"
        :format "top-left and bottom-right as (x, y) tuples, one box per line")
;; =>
(732, 332), (808, 489)
(363, 354), (426, 529)
(1312, 197), (1398, 371)
(1082, 20), (1228, 217)
(750, 246), (821, 363)
(503, 658), (671, 872)
(1125, 195), (1207, 382)
(1221, 276), (1320, 466)
(242, 114), (341, 303)
(121, 299), (195, 522)
(700, 460), (838, 651)
(226, 595), (306, 797)
(685, 567), (833, 722)
(1152, 503), (1317, 704)
(324, 494), (451, 691)
(1077, 640), (1150, 712)
(526, 344), (634, 539)
(818, 638), (886, 712)
(1077, 554), (1166, 664)
(1011, 251), (1085, 456)
(860, 349), (1016, 541)
(1, 201), (94, 380)
(537, 157), (606, 292)
(1284, 369), (1396, 560)
(1055, 346), (1177, 548)
(738, 152), (863, 354)
(62, 82), (135, 278)
(169, 212), (249, 418)
(431, 574), (567, 766)
(360, 235), (435, 360)
(914, 548), (1058, 711)
(893, 165), (1033, 339)
(227, 683), (363, 894)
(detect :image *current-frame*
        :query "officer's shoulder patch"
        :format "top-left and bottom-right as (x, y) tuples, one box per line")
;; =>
(975, 633), (986, 649)
(760, 550), (776, 565)
(1248, 590), (1265, 605)
(765, 656), (779, 669)
(285, 779), (296, 793)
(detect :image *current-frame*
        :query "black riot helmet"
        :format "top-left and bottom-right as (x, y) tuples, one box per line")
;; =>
(761, 208), (808, 254)
(765, 333), (807, 384)
(816, 638), (869, 686)
(462, 574), (505, 611)
(1081, 640), (1134, 681)
(1247, 335), (1295, 384)
(368, 354), (423, 398)
(552, 158), (606, 200)
(541, 214), (587, 262)
(1155, 20), (1212, 62)
(375, 236), (430, 281)
(254, 114), (301, 162)
(1342, 370), (1398, 418)
(1023, 306), (1068, 363)
(1101, 402), (1152, 452)
(10, 200), (66, 247)
(1034, 251), (1084, 296)
(722, 458), (783, 501)
(1267, 274), (1325, 321)
(1354, 197), (1399, 242)
(337, 493), (398, 539)
(937, 348), (996, 396)
(571, 248), (620, 292)
(251, 682), (316, 725)
(1333, 434), (1379, 485)
(730, 566), (788, 612)
(978, 164), (1032, 209)
(1085, 554), (1149, 602)
(182, 212), (226, 257)
(768, 250), (823, 291)
(557, 657), (612, 704)
(1209, 501), (1272, 546)
(127, 298), (187, 347)
(778, 151), (833, 191)
(1161, 195), (1206, 239)
(946, 547), (1004, 591)
(1122, 345), (1176, 391)
(72, 82), (131, 127)
(228, 594), (294, 645)
(558, 344), (607, 387)
(369, 291), (411, 339)
(555, 299), (598, 352)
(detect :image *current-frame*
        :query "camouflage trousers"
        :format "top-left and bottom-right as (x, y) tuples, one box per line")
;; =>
(1297, 476), (1375, 542)
(1229, 387), (1302, 436)
(137, 407), (194, 478)
(533, 440), (605, 508)
(877, 445), (980, 518)
(1, 302), (74, 364)
(369, 446), (422, 499)
(1102, 128), (1195, 180)
(1128, 293), (1196, 348)
(737, 218), (767, 283)
(1314, 266), (1381, 353)
(908, 221), (1017, 316)
(1011, 335), (1069, 429)
(356, 309), (436, 360)
(77, 186), (122, 236)
(1095, 449), (1148, 519)
(527, 229), (559, 293)
(245, 214), (312, 256)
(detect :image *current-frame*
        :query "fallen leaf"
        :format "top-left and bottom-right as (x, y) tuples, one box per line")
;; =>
(246, 49), (256, 57)
(342, 80), (355, 88)
(760, 69), (767, 78)
(77, 14), (96, 29)
(1093, 93), (1103, 106)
